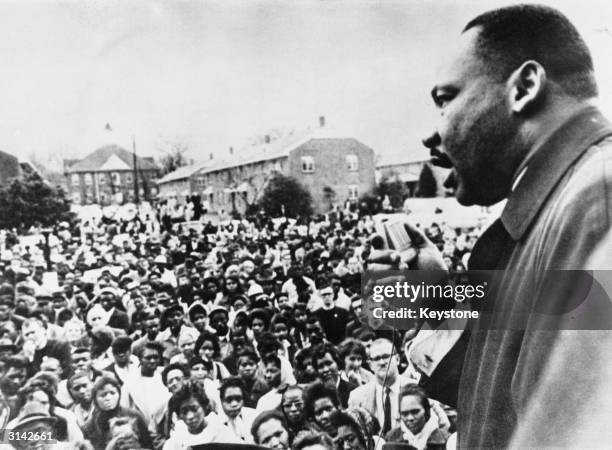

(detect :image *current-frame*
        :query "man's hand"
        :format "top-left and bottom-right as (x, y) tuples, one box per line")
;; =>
(367, 221), (447, 271)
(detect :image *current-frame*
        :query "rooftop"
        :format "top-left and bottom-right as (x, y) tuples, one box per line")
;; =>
(65, 144), (158, 173)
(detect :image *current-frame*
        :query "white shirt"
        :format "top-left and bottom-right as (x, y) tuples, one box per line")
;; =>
(255, 389), (282, 413)
(374, 377), (402, 431)
(122, 371), (171, 425)
(219, 407), (258, 443)
(163, 412), (240, 450)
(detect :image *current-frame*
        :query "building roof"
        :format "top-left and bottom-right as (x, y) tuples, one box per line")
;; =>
(197, 127), (374, 175)
(376, 151), (430, 168)
(65, 144), (158, 173)
(156, 162), (212, 185)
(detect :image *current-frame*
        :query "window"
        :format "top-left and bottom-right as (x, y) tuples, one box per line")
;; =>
(71, 174), (80, 186)
(111, 172), (121, 186)
(71, 192), (81, 203)
(346, 154), (358, 171)
(84, 173), (92, 186)
(126, 173), (133, 184)
(98, 173), (106, 184)
(301, 156), (315, 173)
(348, 185), (359, 200)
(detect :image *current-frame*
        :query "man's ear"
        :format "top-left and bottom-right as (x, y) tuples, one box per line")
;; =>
(507, 60), (546, 114)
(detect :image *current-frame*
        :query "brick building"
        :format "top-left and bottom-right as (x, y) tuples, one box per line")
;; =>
(64, 145), (159, 205)
(158, 118), (377, 215)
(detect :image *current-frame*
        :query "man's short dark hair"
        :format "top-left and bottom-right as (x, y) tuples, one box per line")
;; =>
(464, 4), (597, 99)
(261, 354), (281, 370)
(219, 376), (246, 400)
(111, 336), (132, 354)
(251, 409), (288, 445)
(142, 341), (164, 358)
(304, 381), (340, 419)
(236, 349), (260, 366)
(161, 363), (190, 386)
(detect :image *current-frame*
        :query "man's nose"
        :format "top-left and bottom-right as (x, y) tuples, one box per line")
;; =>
(422, 132), (441, 149)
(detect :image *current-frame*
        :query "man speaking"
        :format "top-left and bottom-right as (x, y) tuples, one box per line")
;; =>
(372, 4), (612, 449)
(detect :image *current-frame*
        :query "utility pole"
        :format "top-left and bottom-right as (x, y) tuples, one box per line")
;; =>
(132, 136), (139, 204)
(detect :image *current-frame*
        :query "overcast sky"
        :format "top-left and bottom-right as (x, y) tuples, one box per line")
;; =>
(2, 0), (612, 168)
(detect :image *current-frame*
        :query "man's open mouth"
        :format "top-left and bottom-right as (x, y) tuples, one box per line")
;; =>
(430, 148), (453, 168)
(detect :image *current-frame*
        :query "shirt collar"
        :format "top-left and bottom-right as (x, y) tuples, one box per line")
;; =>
(501, 106), (612, 241)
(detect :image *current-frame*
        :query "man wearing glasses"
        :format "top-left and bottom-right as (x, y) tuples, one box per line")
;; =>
(348, 338), (404, 437)
(314, 283), (349, 345)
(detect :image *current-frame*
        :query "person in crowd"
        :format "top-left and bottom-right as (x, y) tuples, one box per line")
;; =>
(251, 409), (291, 450)
(131, 310), (161, 357)
(304, 382), (341, 437)
(279, 384), (313, 439)
(255, 354), (284, 412)
(292, 431), (335, 450)
(311, 342), (356, 408)
(384, 385), (449, 450)
(313, 284), (349, 345)
(163, 380), (239, 448)
(21, 317), (72, 378)
(96, 288), (129, 331)
(66, 371), (94, 427)
(217, 376), (257, 443)
(82, 375), (152, 450)
(235, 349), (268, 409)
(193, 330), (230, 380)
(294, 347), (318, 384)
(103, 336), (139, 385)
(121, 341), (171, 426)
(152, 362), (191, 448)
(338, 339), (374, 386)
(1, 355), (29, 418)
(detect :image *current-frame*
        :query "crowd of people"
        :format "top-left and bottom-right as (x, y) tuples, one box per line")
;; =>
(0, 207), (482, 450)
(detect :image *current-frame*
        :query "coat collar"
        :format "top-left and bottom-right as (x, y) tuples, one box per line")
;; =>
(501, 106), (612, 241)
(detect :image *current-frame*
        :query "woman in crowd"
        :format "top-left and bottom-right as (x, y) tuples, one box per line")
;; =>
(193, 330), (230, 380)
(81, 375), (152, 450)
(163, 380), (239, 449)
(384, 385), (450, 450)
(338, 339), (374, 386)
(279, 385), (313, 439)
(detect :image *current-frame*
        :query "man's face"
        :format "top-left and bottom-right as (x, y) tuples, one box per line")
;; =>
(319, 288), (334, 308)
(140, 348), (160, 376)
(264, 362), (282, 388)
(221, 386), (244, 419)
(165, 369), (186, 394)
(191, 313), (207, 332)
(22, 322), (46, 349)
(145, 318), (159, 336)
(306, 321), (324, 345)
(167, 311), (183, 328)
(70, 376), (92, 405)
(2, 367), (26, 394)
(99, 294), (114, 311)
(210, 313), (229, 336)
(426, 28), (522, 206)
(316, 352), (339, 385)
(72, 351), (92, 372)
(237, 357), (257, 380)
(113, 348), (131, 367)
(257, 418), (289, 450)
(369, 342), (398, 383)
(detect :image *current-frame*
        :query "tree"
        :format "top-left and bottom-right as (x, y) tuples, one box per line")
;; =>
(257, 174), (313, 218)
(0, 172), (72, 229)
(157, 140), (190, 176)
(415, 163), (438, 198)
(376, 177), (409, 209)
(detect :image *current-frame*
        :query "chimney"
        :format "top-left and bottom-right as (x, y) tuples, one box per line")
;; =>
(264, 135), (271, 144)
(319, 116), (325, 127)
(209, 153), (214, 160)
(229, 147), (234, 155)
